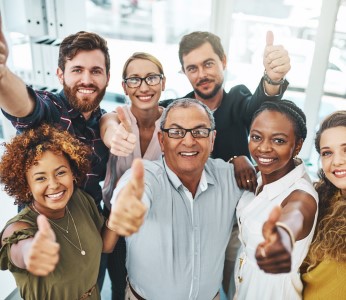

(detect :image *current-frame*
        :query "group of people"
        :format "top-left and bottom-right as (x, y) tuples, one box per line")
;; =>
(0, 11), (345, 300)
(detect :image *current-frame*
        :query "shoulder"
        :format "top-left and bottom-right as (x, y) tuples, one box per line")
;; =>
(2, 221), (33, 243)
(226, 84), (252, 96)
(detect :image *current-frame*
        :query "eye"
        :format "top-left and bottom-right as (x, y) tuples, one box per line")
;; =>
(205, 61), (214, 68)
(57, 170), (67, 177)
(168, 128), (185, 138)
(186, 66), (197, 73)
(92, 69), (102, 75)
(273, 138), (286, 144)
(72, 69), (82, 73)
(250, 134), (261, 142)
(321, 150), (332, 157)
(35, 176), (46, 182)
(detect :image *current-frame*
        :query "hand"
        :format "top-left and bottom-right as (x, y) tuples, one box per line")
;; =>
(24, 215), (60, 276)
(232, 156), (257, 192)
(108, 159), (147, 236)
(255, 206), (292, 274)
(263, 31), (291, 81)
(0, 13), (9, 80)
(109, 106), (137, 156)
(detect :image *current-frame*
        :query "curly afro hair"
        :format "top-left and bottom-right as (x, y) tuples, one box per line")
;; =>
(0, 124), (91, 205)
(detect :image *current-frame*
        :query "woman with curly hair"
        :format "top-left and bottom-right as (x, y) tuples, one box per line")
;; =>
(301, 111), (346, 299)
(0, 124), (126, 300)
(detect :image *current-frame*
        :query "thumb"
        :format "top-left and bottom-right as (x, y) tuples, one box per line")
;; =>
(262, 206), (281, 242)
(129, 158), (145, 200)
(116, 106), (132, 133)
(37, 215), (56, 241)
(266, 31), (274, 46)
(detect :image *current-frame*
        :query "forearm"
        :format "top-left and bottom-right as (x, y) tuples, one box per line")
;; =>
(101, 221), (120, 253)
(100, 112), (119, 148)
(11, 238), (33, 269)
(0, 67), (35, 117)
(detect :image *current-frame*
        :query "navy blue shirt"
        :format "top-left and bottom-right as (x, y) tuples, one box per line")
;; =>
(2, 87), (109, 207)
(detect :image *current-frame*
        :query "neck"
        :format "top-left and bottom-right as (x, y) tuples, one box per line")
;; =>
(32, 201), (66, 219)
(194, 89), (223, 111)
(131, 106), (162, 129)
(82, 111), (92, 121)
(179, 175), (201, 198)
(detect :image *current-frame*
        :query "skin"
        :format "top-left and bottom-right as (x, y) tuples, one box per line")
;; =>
(57, 49), (110, 120)
(248, 110), (317, 273)
(158, 104), (216, 197)
(319, 126), (346, 195)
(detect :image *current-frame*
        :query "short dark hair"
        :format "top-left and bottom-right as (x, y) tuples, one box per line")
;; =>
(251, 100), (307, 141)
(178, 31), (225, 68)
(160, 98), (215, 130)
(58, 31), (110, 74)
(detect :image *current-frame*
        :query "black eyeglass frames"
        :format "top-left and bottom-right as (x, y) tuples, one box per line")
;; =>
(161, 127), (213, 139)
(123, 74), (163, 88)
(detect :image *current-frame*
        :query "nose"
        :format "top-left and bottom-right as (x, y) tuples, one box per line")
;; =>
(197, 66), (208, 78)
(332, 151), (346, 167)
(138, 79), (149, 91)
(80, 71), (93, 85)
(182, 131), (196, 146)
(49, 177), (60, 189)
(257, 140), (272, 153)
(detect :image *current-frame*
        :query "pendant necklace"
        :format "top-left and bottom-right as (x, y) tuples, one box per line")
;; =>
(32, 203), (86, 256)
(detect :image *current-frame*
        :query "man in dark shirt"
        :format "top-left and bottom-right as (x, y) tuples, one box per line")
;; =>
(0, 17), (116, 297)
(160, 31), (290, 193)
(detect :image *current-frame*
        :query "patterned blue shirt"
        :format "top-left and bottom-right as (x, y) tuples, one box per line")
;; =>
(2, 86), (109, 207)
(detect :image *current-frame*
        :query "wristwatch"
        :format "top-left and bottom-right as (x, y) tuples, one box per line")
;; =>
(263, 71), (285, 85)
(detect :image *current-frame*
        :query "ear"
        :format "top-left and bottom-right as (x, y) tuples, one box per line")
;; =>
(57, 68), (64, 85)
(210, 130), (216, 153)
(158, 131), (165, 152)
(106, 73), (110, 85)
(161, 75), (166, 91)
(181, 66), (186, 74)
(122, 81), (128, 95)
(222, 55), (227, 70)
(294, 138), (303, 156)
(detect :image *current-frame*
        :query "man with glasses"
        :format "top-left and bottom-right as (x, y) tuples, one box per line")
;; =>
(107, 98), (243, 300)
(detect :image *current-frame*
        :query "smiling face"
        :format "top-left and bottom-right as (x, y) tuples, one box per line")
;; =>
(249, 110), (302, 184)
(158, 104), (215, 184)
(122, 58), (165, 113)
(182, 42), (226, 101)
(320, 126), (346, 195)
(57, 49), (110, 115)
(26, 151), (74, 219)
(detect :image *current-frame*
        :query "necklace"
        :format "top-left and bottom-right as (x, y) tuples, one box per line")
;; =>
(31, 203), (86, 256)
(32, 203), (69, 233)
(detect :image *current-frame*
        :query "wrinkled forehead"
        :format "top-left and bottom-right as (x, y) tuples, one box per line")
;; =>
(165, 104), (211, 128)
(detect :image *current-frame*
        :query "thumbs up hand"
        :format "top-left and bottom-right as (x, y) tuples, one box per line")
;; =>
(255, 206), (292, 274)
(24, 215), (60, 276)
(263, 31), (291, 82)
(109, 106), (137, 156)
(108, 159), (147, 236)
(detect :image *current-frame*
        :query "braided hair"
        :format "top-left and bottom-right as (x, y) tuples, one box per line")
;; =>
(251, 100), (307, 141)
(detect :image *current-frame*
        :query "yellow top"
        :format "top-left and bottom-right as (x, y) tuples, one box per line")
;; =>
(302, 260), (346, 300)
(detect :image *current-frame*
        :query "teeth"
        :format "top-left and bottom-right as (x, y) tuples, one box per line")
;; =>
(258, 157), (274, 163)
(46, 191), (64, 199)
(181, 152), (197, 156)
(138, 96), (152, 101)
(334, 171), (346, 176)
(78, 89), (94, 94)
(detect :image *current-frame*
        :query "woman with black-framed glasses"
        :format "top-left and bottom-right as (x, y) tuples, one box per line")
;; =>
(99, 52), (166, 300)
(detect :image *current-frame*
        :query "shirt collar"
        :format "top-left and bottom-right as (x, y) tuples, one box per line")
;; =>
(257, 159), (307, 201)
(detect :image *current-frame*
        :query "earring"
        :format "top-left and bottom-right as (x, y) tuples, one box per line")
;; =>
(26, 191), (32, 199)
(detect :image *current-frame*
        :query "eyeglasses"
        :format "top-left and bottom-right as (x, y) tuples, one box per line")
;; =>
(123, 74), (163, 88)
(161, 127), (213, 139)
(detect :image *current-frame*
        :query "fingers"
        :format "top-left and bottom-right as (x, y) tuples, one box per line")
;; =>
(25, 215), (60, 276)
(116, 106), (132, 133)
(109, 159), (147, 236)
(262, 206), (281, 242)
(266, 31), (274, 46)
(110, 123), (136, 156)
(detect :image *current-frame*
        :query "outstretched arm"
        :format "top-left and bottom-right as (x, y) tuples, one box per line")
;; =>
(100, 106), (137, 156)
(255, 191), (317, 273)
(102, 158), (147, 252)
(2, 215), (60, 276)
(0, 14), (35, 117)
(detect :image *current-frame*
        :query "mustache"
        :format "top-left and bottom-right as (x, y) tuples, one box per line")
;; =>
(75, 83), (98, 89)
(196, 78), (213, 86)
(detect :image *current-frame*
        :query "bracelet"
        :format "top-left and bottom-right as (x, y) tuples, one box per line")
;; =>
(276, 221), (295, 248)
(228, 156), (238, 163)
(263, 70), (285, 85)
(105, 219), (117, 232)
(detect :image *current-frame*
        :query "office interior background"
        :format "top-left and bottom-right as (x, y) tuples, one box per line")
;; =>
(0, 0), (345, 298)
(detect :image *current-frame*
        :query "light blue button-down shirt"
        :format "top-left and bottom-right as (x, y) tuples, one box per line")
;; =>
(112, 157), (243, 300)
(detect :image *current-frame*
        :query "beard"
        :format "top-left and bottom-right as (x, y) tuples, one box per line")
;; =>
(63, 82), (107, 113)
(194, 78), (223, 100)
